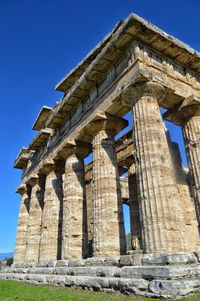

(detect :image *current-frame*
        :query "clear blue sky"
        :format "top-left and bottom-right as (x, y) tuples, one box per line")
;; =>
(0, 0), (200, 253)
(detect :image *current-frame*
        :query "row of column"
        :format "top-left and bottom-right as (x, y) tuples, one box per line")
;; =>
(122, 81), (200, 253)
(14, 80), (200, 264)
(14, 120), (127, 264)
(183, 116), (200, 231)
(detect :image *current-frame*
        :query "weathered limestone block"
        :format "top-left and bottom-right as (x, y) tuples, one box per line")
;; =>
(142, 252), (197, 266)
(13, 185), (30, 264)
(62, 152), (87, 260)
(39, 162), (63, 262)
(122, 81), (187, 253)
(149, 279), (200, 298)
(25, 175), (45, 263)
(119, 254), (142, 266)
(183, 115), (200, 228)
(128, 163), (141, 250)
(88, 115), (127, 257)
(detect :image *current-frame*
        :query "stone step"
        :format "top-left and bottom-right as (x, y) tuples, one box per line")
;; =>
(12, 252), (199, 270)
(2, 264), (200, 280)
(0, 272), (200, 299)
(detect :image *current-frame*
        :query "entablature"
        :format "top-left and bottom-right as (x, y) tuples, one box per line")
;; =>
(163, 95), (200, 126)
(22, 65), (200, 179)
(46, 13), (200, 131)
(32, 106), (52, 131)
(55, 19), (124, 93)
(132, 41), (200, 109)
(16, 13), (200, 180)
(28, 128), (54, 151)
(14, 148), (32, 169)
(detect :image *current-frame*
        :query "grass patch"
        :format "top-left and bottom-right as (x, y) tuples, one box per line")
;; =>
(0, 280), (200, 301)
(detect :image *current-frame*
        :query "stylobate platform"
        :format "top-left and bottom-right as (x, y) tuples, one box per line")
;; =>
(1, 252), (200, 299)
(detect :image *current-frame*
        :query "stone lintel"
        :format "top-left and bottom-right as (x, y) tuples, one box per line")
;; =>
(163, 95), (200, 125)
(29, 128), (54, 151)
(32, 106), (52, 131)
(14, 147), (31, 169)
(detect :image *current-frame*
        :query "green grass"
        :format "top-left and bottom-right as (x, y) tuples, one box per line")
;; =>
(0, 280), (200, 301)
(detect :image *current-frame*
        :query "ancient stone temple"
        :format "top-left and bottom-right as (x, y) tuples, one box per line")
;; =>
(1, 13), (200, 298)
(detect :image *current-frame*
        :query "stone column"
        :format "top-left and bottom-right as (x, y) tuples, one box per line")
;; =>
(122, 81), (187, 253)
(128, 164), (141, 250)
(13, 185), (31, 264)
(182, 115), (200, 228)
(25, 175), (45, 263)
(59, 141), (89, 260)
(87, 114), (127, 257)
(85, 179), (93, 257)
(39, 161), (63, 262)
(62, 155), (87, 259)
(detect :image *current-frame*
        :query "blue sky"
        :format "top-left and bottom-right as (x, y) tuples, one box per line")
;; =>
(0, 0), (200, 253)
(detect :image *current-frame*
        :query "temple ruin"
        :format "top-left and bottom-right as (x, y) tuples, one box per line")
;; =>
(1, 13), (200, 298)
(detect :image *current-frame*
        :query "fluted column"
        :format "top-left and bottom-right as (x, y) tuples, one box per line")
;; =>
(25, 175), (45, 263)
(183, 115), (200, 228)
(85, 178), (93, 257)
(128, 164), (141, 250)
(39, 162), (63, 262)
(62, 148), (88, 260)
(87, 114), (127, 257)
(122, 81), (187, 253)
(13, 185), (30, 264)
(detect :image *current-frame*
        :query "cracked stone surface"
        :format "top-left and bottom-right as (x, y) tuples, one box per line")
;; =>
(13, 186), (30, 264)
(62, 153), (87, 260)
(39, 166), (63, 262)
(92, 128), (126, 257)
(130, 82), (187, 253)
(25, 176), (45, 263)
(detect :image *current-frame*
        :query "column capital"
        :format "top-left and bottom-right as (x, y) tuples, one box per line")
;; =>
(163, 95), (200, 126)
(16, 184), (27, 195)
(55, 139), (91, 160)
(37, 158), (59, 175)
(121, 81), (165, 108)
(84, 111), (128, 138)
(26, 174), (39, 187)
